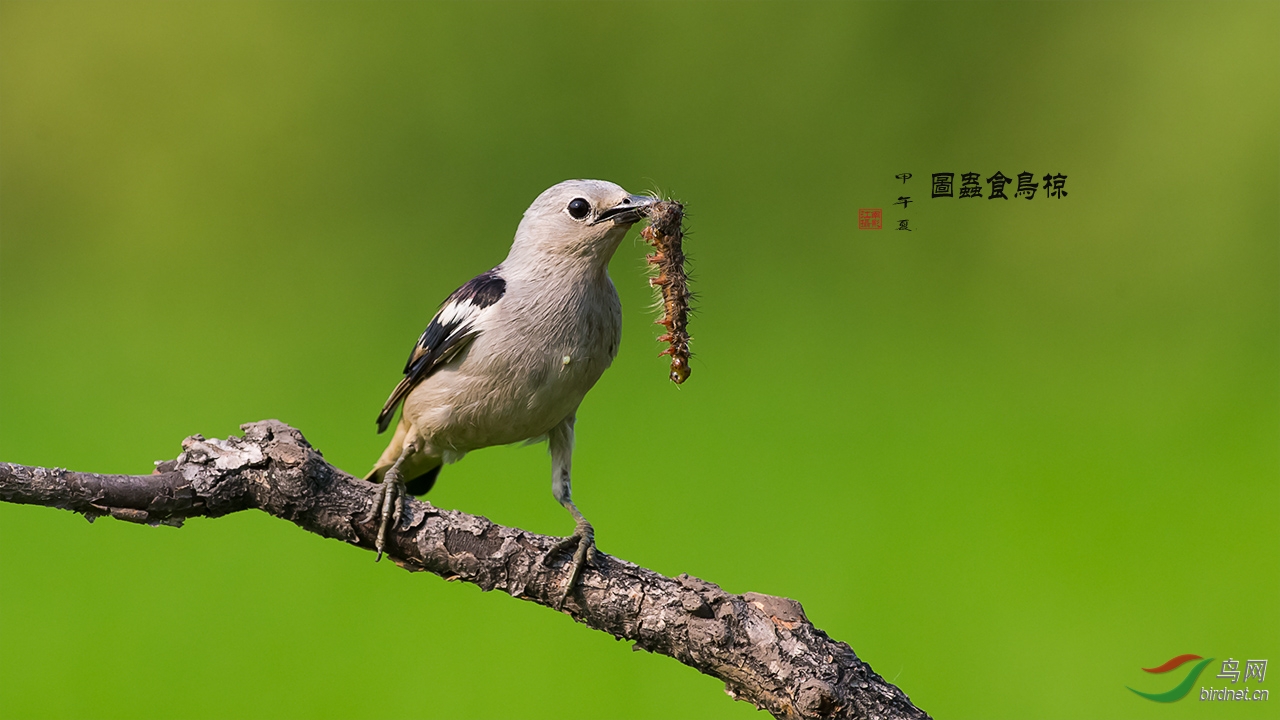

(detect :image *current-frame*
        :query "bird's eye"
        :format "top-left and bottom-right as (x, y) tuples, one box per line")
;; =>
(567, 198), (591, 220)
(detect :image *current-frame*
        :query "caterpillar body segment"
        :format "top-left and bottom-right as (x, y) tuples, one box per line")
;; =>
(639, 200), (692, 384)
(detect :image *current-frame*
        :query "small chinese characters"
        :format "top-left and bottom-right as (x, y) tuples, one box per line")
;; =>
(884, 170), (1069, 232)
(912, 171), (1069, 200)
(987, 171), (1013, 199)
(858, 208), (883, 230)
(1043, 173), (1067, 198)
(1218, 658), (1268, 684)
(931, 173), (953, 198)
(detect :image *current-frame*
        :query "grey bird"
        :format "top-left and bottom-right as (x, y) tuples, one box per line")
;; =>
(366, 179), (657, 605)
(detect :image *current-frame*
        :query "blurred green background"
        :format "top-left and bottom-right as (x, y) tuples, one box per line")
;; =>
(1, 2), (1276, 718)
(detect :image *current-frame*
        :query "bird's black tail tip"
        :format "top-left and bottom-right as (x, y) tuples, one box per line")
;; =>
(405, 465), (442, 496)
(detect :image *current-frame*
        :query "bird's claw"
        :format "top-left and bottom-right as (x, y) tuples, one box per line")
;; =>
(373, 480), (404, 562)
(545, 520), (597, 610)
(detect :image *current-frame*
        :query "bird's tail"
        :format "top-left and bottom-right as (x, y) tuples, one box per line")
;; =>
(376, 377), (415, 434)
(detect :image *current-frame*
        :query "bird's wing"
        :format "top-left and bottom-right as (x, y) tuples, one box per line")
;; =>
(375, 269), (506, 433)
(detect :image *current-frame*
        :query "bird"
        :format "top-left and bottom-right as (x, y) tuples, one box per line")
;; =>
(366, 179), (657, 606)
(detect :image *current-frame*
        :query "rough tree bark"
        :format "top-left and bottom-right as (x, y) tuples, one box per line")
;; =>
(0, 420), (929, 720)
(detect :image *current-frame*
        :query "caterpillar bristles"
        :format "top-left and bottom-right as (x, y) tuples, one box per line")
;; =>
(639, 199), (692, 385)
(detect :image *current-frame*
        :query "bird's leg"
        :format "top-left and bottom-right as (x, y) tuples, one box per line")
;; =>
(373, 438), (418, 562)
(373, 481), (399, 562)
(549, 501), (597, 607)
(543, 414), (597, 609)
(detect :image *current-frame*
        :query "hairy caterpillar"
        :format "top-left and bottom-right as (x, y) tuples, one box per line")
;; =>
(640, 200), (692, 384)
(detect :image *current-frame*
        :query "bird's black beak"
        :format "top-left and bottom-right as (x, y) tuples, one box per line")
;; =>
(591, 194), (659, 226)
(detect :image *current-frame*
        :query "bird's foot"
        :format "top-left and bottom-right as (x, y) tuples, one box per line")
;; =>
(545, 520), (597, 610)
(372, 479), (404, 562)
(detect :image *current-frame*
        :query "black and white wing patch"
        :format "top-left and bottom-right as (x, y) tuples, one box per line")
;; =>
(376, 269), (506, 433)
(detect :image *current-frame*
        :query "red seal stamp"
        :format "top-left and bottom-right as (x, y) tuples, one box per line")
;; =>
(858, 208), (883, 230)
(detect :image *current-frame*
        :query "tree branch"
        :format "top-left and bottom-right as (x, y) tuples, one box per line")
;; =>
(0, 420), (928, 720)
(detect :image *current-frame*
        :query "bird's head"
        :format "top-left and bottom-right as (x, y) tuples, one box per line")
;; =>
(507, 179), (657, 268)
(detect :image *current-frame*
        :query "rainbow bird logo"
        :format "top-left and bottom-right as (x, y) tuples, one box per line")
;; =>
(1128, 654), (1215, 702)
